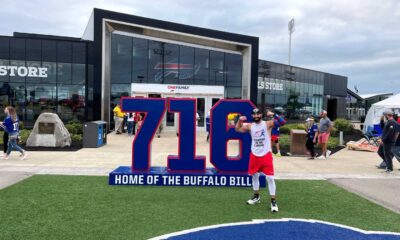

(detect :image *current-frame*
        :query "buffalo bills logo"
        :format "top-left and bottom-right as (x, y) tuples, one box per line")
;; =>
(154, 62), (200, 82)
(150, 219), (400, 240)
(253, 129), (265, 138)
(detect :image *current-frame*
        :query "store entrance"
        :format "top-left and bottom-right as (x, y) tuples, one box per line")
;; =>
(131, 83), (224, 132)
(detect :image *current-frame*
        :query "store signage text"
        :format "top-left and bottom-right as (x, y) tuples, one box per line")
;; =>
(0, 66), (48, 78)
(257, 81), (284, 91)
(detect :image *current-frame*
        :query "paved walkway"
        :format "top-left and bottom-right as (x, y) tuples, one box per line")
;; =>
(0, 131), (399, 212)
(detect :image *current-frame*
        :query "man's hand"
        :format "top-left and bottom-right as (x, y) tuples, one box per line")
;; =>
(239, 116), (247, 122)
(266, 111), (274, 117)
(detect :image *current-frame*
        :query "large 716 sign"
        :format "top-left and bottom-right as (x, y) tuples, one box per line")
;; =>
(109, 98), (267, 187)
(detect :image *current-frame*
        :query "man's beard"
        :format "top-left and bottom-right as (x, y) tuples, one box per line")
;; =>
(253, 117), (261, 123)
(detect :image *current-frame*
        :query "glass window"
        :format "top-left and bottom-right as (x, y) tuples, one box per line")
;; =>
(57, 84), (86, 121)
(72, 42), (86, 64)
(57, 41), (72, 63)
(72, 64), (85, 84)
(0, 37), (10, 59)
(0, 59), (9, 82)
(42, 40), (56, 62)
(111, 34), (132, 83)
(179, 45), (194, 84)
(10, 38), (25, 60)
(148, 41), (164, 84)
(132, 37), (148, 83)
(194, 48), (209, 85)
(0, 82), (12, 117)
(163, 43), (179, 84)
(57, 63), (72, 84)
(225, 87), (241, 99)
(9, 60), (25, 82)
(9, 83), (26, 120)
(26, 61), (42, 84)
(26, 84), (57, 123)
(41, 62), (57, 84)
(210, 51), (224, 85)
(111, 84), (130, 106)
(26, 39), (41, 61)
(225, 53), (242, 87)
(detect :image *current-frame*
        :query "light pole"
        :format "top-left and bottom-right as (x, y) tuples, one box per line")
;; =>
(288, 18), (295, 66)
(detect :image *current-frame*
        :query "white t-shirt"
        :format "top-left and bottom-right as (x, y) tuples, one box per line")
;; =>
(127, 113), (135, 122)
(250, 121), (271, 156)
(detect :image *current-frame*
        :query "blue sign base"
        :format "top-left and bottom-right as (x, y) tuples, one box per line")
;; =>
(109, 166), (266, 187)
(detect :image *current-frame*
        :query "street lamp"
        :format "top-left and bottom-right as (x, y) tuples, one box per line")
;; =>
(288, 18), (295, 66)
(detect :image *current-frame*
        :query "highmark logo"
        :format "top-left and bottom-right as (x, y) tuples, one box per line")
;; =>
(149, 219), (400, 240)
(0, 65), (48, 78)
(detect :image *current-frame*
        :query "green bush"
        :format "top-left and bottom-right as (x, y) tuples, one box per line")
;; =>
(280, 123), (306, 134)
(333, 118), (354, 134)
(67, 119), (82, 125)
(71, 134), (82, 142)
(19, 129), (32, 145)
(327, 136), (340, 148)
(19, 121), (25, 130)
(65, 123), (83, 135)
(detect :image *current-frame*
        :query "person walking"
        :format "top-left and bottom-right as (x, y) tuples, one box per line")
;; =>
(0, 106), (27, 160)
(376, 115), (387, 169)
(206, 111), (210, 142)
(113, 103), (124, 134)
(305, 117), (318, 160)
(381, 111), (398, 173)
(126, 113), (135, 137)
(235, 108), (286, 212)
(316, 110), (333, 159)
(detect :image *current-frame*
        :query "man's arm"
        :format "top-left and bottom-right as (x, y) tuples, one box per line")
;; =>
(266, 112), (286, 129)
(235, 116), (250, 133)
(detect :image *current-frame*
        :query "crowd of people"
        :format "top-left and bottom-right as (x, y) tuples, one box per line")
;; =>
(113, 103), (146, 137)
(375, 111), (400, 173)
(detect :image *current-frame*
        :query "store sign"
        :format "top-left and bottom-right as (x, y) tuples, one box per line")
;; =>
(167, 85), (189, 92)
(258, 81), (284, 91)
(109, 98), (267, 187)
(0, 65), (48, 78)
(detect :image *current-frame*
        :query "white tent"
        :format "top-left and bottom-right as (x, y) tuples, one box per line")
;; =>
(363, 93), (400, 133)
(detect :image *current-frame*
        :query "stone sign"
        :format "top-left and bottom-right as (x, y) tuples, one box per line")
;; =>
(26, 113), (71, 147)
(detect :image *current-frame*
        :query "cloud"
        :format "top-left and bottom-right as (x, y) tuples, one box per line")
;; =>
(0, 0), (399, 94)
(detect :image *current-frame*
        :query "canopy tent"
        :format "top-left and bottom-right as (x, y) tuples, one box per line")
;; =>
(363, 93), (400, 133)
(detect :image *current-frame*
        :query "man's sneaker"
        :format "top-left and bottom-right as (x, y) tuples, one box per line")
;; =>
(383, 169), (393, 174)
(271, 200), (279, 212)
(276, 152), (282, 157)
(326, 150), (332, 158)
(246, 195), (260, 205)
(317, 155), (326, 160)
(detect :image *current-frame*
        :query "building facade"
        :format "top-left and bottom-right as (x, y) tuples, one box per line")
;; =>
(0, 9), (347, 129)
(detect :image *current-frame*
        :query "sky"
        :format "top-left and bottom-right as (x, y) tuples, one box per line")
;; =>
(0, 0), (399, 94)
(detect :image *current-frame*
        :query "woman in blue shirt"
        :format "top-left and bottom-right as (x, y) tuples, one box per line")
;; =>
(305, 117), (318, 160)
(1, 106), (27, 160)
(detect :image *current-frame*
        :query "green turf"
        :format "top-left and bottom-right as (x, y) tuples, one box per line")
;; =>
(0, 176), (399, 240)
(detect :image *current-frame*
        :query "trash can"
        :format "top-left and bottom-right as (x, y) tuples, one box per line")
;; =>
(83, 121), (107, 148)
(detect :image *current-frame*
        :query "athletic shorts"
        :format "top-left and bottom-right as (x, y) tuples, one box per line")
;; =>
(248, 152), (274, 176)
(271, 135), (279, 143)
(318, 132), (330, 144)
